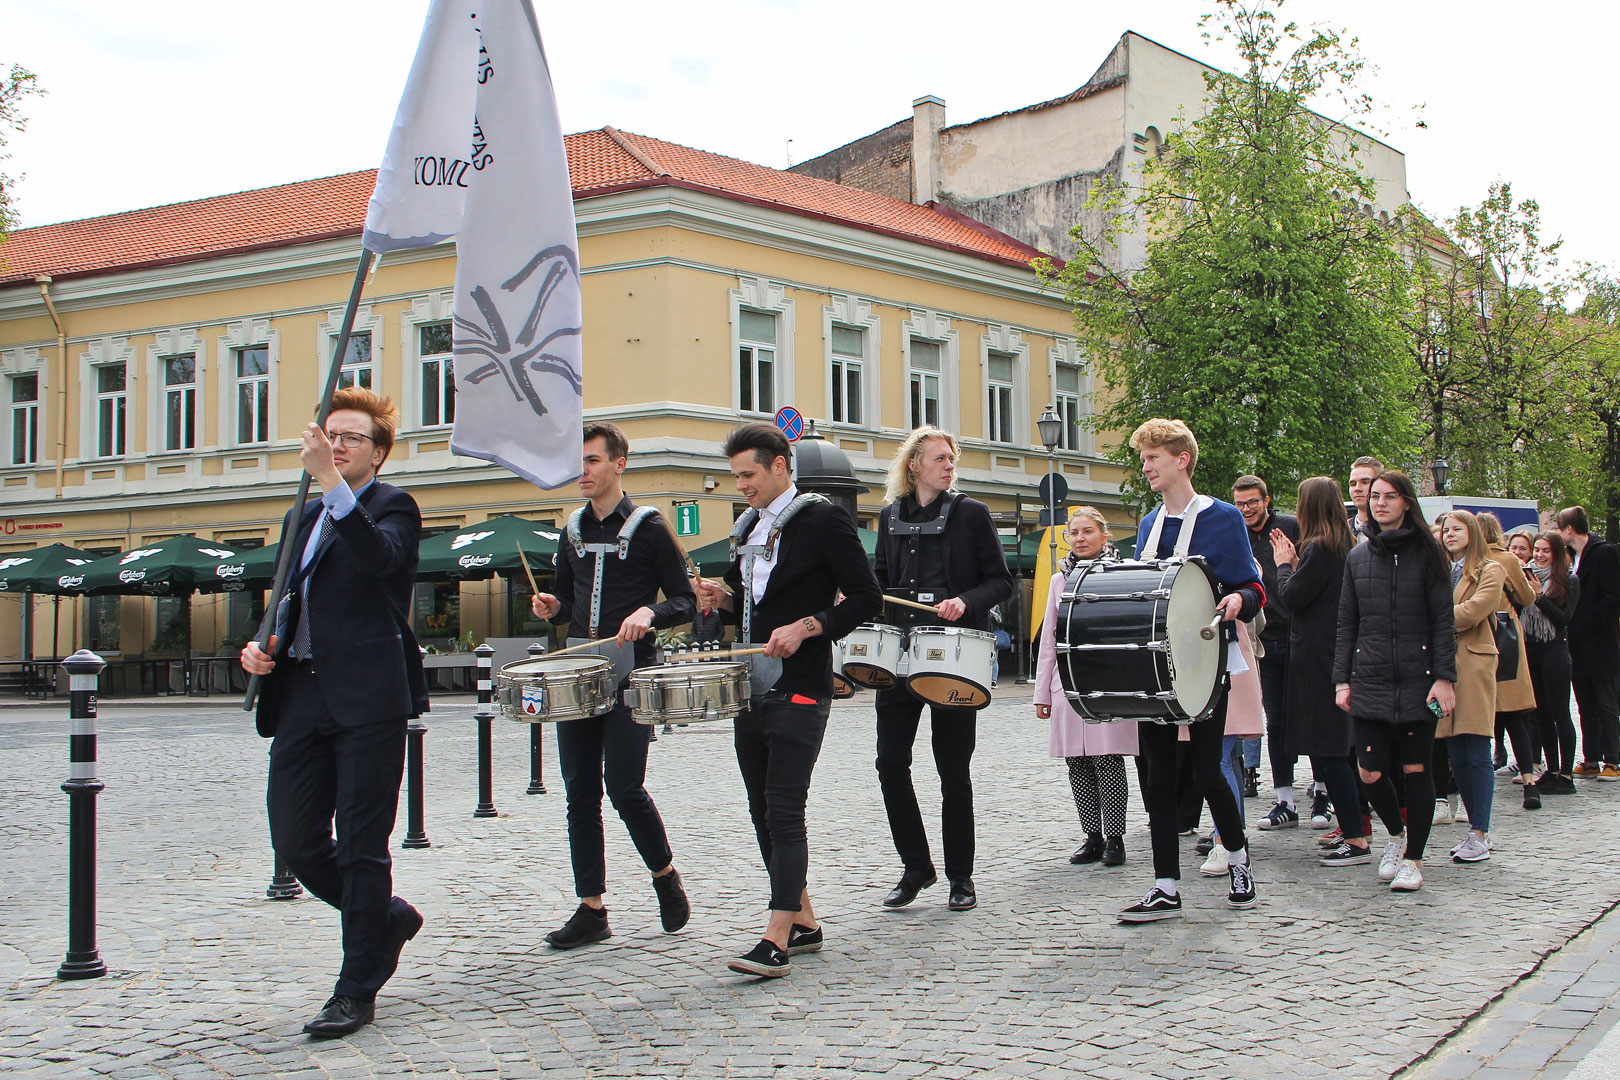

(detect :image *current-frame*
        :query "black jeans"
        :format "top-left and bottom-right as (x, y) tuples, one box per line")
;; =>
(875, 689), (977, 881)
(267, 666), (411, 1001)
(1573, 674), (1620, 766)
(734, 692), (830, 911)
(1528, 639), (1576, 773)
(1309, 752), (1365, 841)
(1259, 645), (1295, 790)
(1137, 687), (1246, 880)
(555, 703), (672, 898)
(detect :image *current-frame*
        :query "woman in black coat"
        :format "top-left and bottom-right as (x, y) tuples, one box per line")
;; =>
(1271, 477), (1366, 866)
(1332, 470), (1458, 893)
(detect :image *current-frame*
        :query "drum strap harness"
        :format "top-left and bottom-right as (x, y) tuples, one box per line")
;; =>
(566, 504), (660, 639)
(729, 492), (828, 644)
(888, 491), (960, 617)
(1141, 493), (1208, 561)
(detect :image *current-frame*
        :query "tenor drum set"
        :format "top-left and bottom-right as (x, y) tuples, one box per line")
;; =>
(837, 621), (997, 710)
(495, 649), (748, 728)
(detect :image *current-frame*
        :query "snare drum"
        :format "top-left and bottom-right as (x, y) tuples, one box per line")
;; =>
(495, 655), (617, 723)
(623, 662), (748, 725)
(1054, 557), (1224, 724)
(840, 623), (906, 689)
(831, 638), (858, 698)
(904, 626), (996, 709)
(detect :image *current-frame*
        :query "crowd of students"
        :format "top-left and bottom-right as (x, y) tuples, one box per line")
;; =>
(1036, 455), (1618, 895)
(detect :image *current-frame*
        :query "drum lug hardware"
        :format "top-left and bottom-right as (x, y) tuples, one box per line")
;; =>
(1062, 641), (1168, 653)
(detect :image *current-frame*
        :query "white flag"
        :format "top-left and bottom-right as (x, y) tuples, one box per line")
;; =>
(363, 0), (583, 490)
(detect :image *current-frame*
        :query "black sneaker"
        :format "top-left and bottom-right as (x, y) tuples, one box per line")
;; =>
(1318, 841), (1372, 867)
(727, 938), (790, 977)
(545, 903), (611, 950)
(1227, 861), (1257, 908)
(1309, 789), (1334, 829)
(1243, 767), (1259, 800)
(1194, 833), (1215, 856)
(1118, 887), (1182, 923)
(652, 868), (690, 933)
(785, 924), (823, 956)
(1257, 801), (1299, 830)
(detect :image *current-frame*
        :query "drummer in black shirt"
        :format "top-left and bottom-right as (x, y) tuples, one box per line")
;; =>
(530, 422), (696, 950)
(873, 426), (1014, 913)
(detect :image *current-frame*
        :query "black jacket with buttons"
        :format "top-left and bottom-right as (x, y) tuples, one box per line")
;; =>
(1332, 524), (1458, 726)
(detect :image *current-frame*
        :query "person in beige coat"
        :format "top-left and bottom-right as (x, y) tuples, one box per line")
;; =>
(1437, 510), (1506, 864)
(1478, 515), (1539, 801)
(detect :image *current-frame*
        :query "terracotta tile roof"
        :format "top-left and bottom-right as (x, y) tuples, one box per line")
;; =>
(1, 129), (1044, 286)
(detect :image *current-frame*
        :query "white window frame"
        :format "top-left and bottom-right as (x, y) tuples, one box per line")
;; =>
(233, 345), (272, 447)
(0, 346), (47, 469)
(980, 324), (1030, 447)
(9, 371), (39, 466)
(317, 305), (384, 394)
(333, 331), (376, 392)
(902, 310), (959, 433)
(730, 276), (795, 418)
(418, 322), (455, 428)
(1049, 338), (1094, 454)
(822, 294), (880, 430)
(737, 310), (778, 416)
(145, 329), (206, 456)
(401, 292), (456, 430)
(77, 336), (135, 461)
(217, 318), (279, 450)
(94, 363), (127, 459)
(908, 340), (943, 430)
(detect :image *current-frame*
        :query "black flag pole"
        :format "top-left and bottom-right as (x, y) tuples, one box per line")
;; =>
(243, 247), (377, 711)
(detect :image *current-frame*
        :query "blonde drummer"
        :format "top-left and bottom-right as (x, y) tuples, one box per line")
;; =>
(529, 422), (695, 950)
(872, 426), (1014, 914)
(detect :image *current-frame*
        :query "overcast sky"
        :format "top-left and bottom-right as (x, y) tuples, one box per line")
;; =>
(3, 0), (1612, 278)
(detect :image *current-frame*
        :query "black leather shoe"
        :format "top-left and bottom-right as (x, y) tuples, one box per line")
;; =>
(881, 870), (937, 908)
(653, 868), (690, 933)
(303, 995), (374, 1038)
(1101, 838), (1126, 866)
(389, 901), (424, 973)
(1070, 834), (1105, 864)
(546, 903), (611, 949)
(947, 878), (977, 911)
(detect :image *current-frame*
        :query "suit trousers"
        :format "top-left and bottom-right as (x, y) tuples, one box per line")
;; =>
(1136, 687), (1246, 880)
(875, 690), (977, 881)
(555, 703), (672, 898)
(734, 692), (830, 911)
(267, 665), (410, 1001)
(1573, 675), (1620, 765)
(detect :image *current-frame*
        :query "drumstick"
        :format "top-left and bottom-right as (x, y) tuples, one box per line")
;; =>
(546, 637), (618, 658)
(515, 542), (542, 595)
(668, 645), (769, 662)
(1198, 614), (1224, 641)
(882, 594), (942, 615)
(661, 514), (705, 581)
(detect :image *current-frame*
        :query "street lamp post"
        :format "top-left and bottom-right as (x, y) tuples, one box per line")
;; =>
(1037, 405), (1063, 578)
(1431, 456), (1450, 497)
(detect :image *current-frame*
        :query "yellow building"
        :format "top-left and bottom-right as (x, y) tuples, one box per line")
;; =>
(0, 128), (1127, 663)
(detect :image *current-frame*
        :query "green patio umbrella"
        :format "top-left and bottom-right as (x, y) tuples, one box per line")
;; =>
(416, 515), (562, 581)
(71, 535), (244, 596)
(0, 543), (98, 594)
(195, 543), (280, 593)
(687, 527), (879, 577)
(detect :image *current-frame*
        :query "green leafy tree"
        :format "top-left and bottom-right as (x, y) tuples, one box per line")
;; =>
(1570, 274), (1620, 536)
(1044, 0), (1414, 509)
(0, 63), (43, 244)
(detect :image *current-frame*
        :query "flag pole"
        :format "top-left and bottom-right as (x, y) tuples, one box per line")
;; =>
(243, 247), (377, 711)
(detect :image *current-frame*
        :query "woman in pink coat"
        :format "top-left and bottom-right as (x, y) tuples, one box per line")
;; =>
(1035, 507), (1139, 867)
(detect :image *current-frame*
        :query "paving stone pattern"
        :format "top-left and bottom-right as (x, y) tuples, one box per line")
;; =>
(2, 685), (1619, 1079)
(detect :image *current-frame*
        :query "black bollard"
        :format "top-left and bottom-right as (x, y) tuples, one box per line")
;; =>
(403, 716), (431, 848)
(525, 642), (548, 795)
(473, 643), (497, 818)
(58, 649), (107, 980)
(266, 851), (303, 900)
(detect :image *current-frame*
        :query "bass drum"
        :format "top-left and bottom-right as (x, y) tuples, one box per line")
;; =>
(1055, 557), (1225, 724)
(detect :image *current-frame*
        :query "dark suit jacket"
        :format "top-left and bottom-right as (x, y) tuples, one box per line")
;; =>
(1569, 536), (1620, 671)
(255, 480), (429, 738)
(723, 498), (881, 700)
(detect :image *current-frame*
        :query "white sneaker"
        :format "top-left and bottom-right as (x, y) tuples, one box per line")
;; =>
(1378, 836), (1406, 882)
(1452, 834), (1491, 863)
(1432, 799), (1453, 825)
(1199, 843), (1230, 876)
(1389, 859), (1424, 891)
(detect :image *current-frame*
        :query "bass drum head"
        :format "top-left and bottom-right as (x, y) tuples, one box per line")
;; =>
(1164, 559), (1222, 721)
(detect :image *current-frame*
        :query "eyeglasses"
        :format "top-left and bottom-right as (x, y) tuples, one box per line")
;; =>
(1233, 498), (1265, 510)
(1368, 492), (1403, 503)
(326, 431), (374, 449)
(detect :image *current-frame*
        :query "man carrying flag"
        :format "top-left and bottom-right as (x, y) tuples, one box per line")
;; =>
(244, 0), (584, 1038)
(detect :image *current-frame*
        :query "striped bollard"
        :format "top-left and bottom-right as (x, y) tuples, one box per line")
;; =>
(473, 644), (497, 818)
(58, 649), (108, 980)
(525, 642), (548, 795)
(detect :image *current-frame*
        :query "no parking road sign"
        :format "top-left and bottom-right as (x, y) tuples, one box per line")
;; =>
(774, 406), (804, 442)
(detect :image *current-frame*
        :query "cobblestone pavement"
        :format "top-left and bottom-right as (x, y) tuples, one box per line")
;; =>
(3, 683), (1620, 1079)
